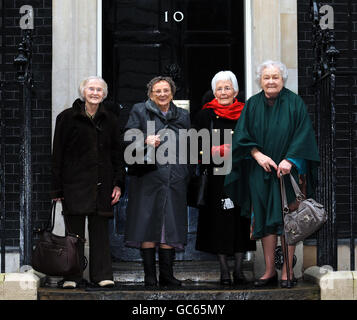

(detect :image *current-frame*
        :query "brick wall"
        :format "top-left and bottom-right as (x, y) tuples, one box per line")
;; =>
(297, 0), (357, 238)
(0, 0), (52, 247)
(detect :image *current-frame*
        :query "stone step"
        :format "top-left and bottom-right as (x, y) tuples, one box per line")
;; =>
(37, 281), (320, 300)
(38, 261), (320, 300)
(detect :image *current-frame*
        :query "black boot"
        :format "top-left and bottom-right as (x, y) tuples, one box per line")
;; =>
(141, 248), (158, 287)
(158, 248), (181, 287)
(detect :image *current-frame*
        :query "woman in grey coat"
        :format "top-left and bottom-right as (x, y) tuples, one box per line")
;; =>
(124, 76), (190, 287)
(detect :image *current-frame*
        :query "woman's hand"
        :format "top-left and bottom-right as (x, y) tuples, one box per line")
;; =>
(111, 186), (121, 205)
(277, 159), (293, 178)
(251, 148), (278, 173)
(145, 135), (161, 147)
(211, 144), (231, 158)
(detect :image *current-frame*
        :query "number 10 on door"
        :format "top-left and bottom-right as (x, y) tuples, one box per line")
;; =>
(164, 11), (184, 23)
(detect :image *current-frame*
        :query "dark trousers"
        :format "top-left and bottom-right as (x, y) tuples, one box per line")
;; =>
(64, 215), (113, 283)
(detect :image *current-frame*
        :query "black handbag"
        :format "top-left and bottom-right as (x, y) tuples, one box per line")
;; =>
(187, 166), (209, 208)
(32, 201), (85, 276)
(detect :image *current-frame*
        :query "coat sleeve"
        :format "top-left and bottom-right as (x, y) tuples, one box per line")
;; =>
(111, 115), (126, 192)
(50, 112), (67, 199)
(231, 99), (262, 163)
(285, 96), (320, 162)
(122, 103), (147, 158)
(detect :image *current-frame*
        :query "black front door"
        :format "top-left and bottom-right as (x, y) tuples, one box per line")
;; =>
(103, 0), (245, 261)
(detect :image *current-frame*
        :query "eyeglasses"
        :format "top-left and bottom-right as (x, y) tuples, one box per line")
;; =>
(215, 87), (233, 93)
(86, 87), (103, 93)
(152, 89), (171, 95)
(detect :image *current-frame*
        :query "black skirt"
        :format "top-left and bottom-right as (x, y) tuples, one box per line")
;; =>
(195, 174), (256, 255)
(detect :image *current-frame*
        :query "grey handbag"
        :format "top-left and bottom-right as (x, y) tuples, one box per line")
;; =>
(280, 173), (327, 245)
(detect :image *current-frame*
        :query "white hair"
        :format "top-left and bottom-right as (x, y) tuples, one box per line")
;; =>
(211, 71), (239, 93)
(256, 60), (288, 86)
(78, 76), (108, 101)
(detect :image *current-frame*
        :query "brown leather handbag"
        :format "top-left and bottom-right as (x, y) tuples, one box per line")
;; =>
(32, 201), (85, 276)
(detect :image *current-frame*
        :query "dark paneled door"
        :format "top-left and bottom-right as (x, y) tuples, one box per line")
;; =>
(103, 0), (245, 261)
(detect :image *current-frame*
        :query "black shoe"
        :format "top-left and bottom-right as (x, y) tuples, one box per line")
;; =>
(158, 248), (181, 287)
(141, 248), (158, 287)
(219, 270), (232, 286)
(233, 272), (250, 285)
(220, 277), (232, 286)
(280, 276), (298, 288)
(254, 273), (278, 287)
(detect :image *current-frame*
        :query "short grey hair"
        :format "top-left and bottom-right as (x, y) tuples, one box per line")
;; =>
(211, 71), (239, 93)
(147, 76), (177, 98)
(78, 76), (108, 101)
(256, 60), (288, 85)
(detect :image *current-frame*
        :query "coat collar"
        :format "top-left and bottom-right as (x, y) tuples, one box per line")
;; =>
(145, 99), (179, 122)
(72, 98), (109, 119)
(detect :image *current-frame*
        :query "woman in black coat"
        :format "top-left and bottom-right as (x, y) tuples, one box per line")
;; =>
(124, 76), (190, 287)
(51, 76), (125, 289)
(194, 71), (256, 285)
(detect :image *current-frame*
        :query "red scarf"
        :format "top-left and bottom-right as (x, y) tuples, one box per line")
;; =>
(202, 98), (245, 121)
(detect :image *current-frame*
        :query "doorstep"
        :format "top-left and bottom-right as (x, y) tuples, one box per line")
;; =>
(38, 261), (319, 300)
(37, 281), (320, 300)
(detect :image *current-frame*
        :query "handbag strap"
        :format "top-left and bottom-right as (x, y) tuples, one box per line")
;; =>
(279, 174), (290, 216)
(280, 173), (305, 213)
(288, 174), (305, 201)
(43, 201), (57, 232)
(63, 215), (86, 243)
(279, 173), (293, 288)
(42, 201), (85, 243)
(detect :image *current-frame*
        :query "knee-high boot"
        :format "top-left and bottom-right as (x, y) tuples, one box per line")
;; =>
(141, 248), (157, 286)
(158, 248), (181, 286)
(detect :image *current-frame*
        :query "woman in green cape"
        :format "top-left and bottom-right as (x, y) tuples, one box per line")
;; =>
(224, 60), (320, 288)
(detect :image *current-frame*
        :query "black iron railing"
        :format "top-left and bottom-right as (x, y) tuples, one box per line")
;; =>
(345, 0), (356, 272)
(311, 0), (338, 270)
(13, 29), (34, 267)
(0, 3), (34, 270)
(311, 0), (356, 271)
(0, 80), (5, 273)
(0, 0), (6, 273)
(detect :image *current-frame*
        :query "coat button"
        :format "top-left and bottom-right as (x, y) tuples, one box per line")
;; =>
(97, 182), (102, 186)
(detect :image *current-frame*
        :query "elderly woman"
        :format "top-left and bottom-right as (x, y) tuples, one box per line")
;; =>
(224, 61), (320, 288)
(124, 76), (190, 287)
(51, 76), (125, 289)
(194, 71), (256, 285)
